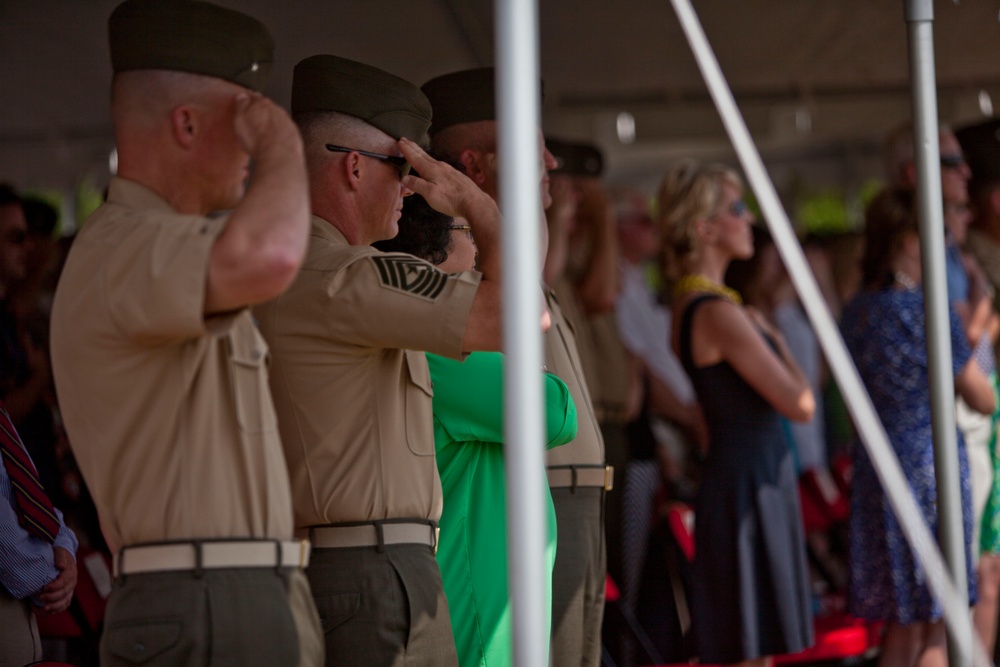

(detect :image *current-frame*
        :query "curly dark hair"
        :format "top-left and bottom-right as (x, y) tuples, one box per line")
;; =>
(373, 157), (466, 265)
(373, 192), (454, 265)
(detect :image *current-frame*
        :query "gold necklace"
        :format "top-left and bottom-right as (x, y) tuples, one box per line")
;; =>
(673, 273), (743, 305)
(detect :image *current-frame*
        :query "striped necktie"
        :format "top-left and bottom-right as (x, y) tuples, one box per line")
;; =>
(0, 401), (59, 543)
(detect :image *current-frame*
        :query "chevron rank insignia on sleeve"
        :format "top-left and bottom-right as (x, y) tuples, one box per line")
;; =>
(371, 255), (449, 300)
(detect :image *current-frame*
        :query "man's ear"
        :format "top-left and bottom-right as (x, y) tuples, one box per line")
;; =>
(169, 105), (196, 149)
(343, 151), (363, 190)
(458, 149), (489, 187)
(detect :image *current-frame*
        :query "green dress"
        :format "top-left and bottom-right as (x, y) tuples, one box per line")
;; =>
(428, 352), (578, 667)
(979, 372), (1000, 553)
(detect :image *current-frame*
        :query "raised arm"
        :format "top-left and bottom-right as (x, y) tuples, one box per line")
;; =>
(205, 93), (310, 314)
(574, 181), (619, 315)
(400, 138), (523, 352)
(700, 300), (815, 422)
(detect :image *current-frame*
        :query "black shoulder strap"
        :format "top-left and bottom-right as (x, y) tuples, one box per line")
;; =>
(678, 294), (723, 373)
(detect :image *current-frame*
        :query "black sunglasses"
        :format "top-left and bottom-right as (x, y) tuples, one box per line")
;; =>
(940, 154), (967, 170)
(325, 144), (410, 176)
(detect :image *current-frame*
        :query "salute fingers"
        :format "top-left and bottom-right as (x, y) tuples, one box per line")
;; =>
(398, 138), (480, 218)
(233, 92), (299, 158)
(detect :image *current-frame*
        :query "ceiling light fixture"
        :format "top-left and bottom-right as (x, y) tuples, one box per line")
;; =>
(616, 112), (636, 145)
(979, 89), (994, 117)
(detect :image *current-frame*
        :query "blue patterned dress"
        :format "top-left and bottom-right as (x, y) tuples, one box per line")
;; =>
(841, 286), (977, 623)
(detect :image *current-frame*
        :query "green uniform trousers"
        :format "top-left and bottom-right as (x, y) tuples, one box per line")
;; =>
(101, 567), (322, 666)
(550, 487), (607, 667)
(306, 543), (458, 667)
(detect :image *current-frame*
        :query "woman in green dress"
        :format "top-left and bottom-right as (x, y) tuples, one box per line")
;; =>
(375, 192), (578, 666)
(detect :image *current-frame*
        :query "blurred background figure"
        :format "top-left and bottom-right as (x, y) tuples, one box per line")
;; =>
(543, 138), (638, 664)
(659, 159), (815, 666)
(725, 227), (829, 475)
(888, 120), (1000, 657)
(842, 187), (993, 667)
(0, 185), (102, 555)
(958, 118), (1000, 657)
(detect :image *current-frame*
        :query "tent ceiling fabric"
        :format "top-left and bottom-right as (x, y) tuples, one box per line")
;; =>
(3, 0), (1000, 190)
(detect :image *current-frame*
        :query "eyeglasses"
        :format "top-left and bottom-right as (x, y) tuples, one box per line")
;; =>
(940, 154), (967, 170)
(449, 224), (474, 241)
(325, 144), (410, 177)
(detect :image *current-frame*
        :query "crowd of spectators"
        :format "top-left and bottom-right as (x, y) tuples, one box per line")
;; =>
(6, 4), (1000, 667)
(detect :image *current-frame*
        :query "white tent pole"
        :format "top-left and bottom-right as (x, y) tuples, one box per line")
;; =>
(667, 1), (987, 666)
(904, 2), (972, 665)
(495, 1), (549, 666)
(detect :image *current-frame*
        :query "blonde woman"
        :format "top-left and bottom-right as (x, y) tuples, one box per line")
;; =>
(658, 160), (815, 667)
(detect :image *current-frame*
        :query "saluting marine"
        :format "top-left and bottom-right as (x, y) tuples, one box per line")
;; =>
(256, 54), (506, 667)
(50, 1), (323, 665)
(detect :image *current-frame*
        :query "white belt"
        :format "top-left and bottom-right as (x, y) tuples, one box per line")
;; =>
(299, 522), (439, 554)
(113, 539), (311, 577)
(546, 465), (614, 491)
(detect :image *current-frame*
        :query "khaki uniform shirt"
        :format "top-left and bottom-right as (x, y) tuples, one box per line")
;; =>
(255, 216), (479, 527)
(543, 287), (606, 467)
(50, 178), (293, 553)
(551, 276), (631, 421)
(584, 312), (632, 422)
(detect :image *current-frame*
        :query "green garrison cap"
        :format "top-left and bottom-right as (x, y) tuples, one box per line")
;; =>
(547, 138), (604, 177)
(108, 0), (274, 91)
(956, 118), (1000, 196)
(291, 55), (432, 145)
(421, 67), (544, 136)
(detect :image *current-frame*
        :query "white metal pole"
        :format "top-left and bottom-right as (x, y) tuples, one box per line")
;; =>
(495, 1), (549, 665)
(905, 2), (971, 665)
(667, 1), (986, 666)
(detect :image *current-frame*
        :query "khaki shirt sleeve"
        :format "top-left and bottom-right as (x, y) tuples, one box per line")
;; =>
(104, 213), (221, 342)
(325, 252), (481, 359)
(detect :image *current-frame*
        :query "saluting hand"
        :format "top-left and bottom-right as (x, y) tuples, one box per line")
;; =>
(39, 547), (77, 614)
(233, 92), (303, 160)
(397, 138), (496, 221)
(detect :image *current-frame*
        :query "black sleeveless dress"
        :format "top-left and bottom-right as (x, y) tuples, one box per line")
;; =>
(679, 295), (813, 662)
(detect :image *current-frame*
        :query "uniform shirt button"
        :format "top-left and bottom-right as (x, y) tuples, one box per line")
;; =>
(134, 642), (145, 654)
